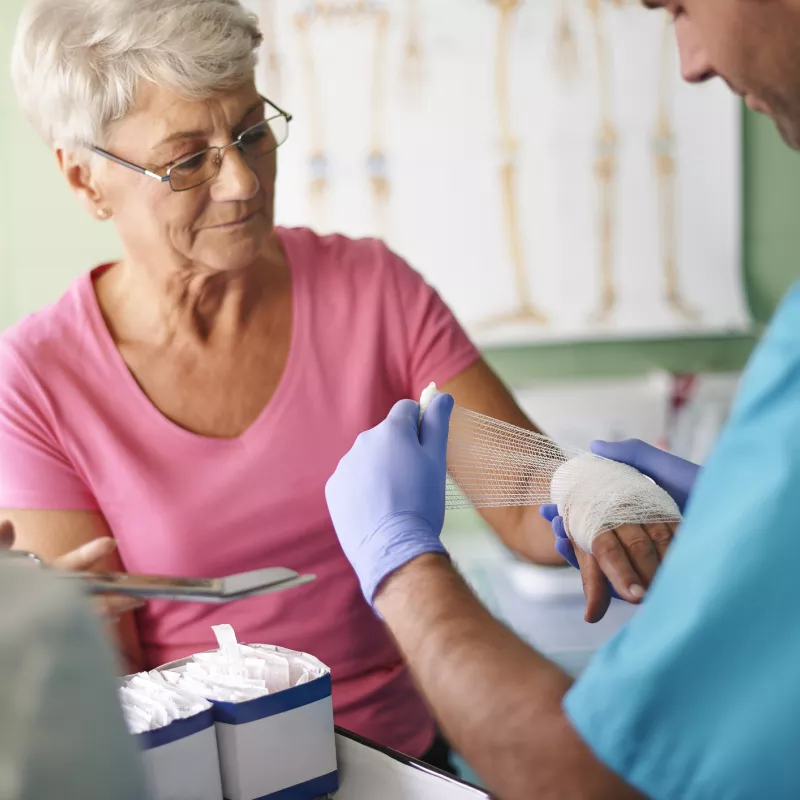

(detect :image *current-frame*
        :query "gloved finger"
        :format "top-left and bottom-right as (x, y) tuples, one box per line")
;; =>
(53, 537), (118, 572)
(552, 515), (569, 541)
(386, 398), (422, 428)
(590, 438), (647, 468)
(0, 520), (15, 550)
(574, 547), (612, 623)
(642, 520), (677, 560)
(591, 438), (688, 486)
(539, 504), (559, 523)
(591, 530), (647, 603)
(419, 393), (454, 458)
(554, 536), (579, 569)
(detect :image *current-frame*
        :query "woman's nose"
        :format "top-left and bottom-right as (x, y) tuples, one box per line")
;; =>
(210, 145), (260, 202)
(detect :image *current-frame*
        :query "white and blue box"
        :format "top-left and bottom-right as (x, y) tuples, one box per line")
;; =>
(134, 706), (224, 800)
(159, 645), (338, 800)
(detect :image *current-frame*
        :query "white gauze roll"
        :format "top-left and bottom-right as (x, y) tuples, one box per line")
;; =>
(419, 383), (681, 552)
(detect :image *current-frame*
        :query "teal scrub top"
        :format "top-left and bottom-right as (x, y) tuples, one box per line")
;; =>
(564, 284), (800, 799)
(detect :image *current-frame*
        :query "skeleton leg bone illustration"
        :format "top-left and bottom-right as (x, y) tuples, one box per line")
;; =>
(553, 0), (578, 84)
(655, 15), (699, 321)
(258, 0), (283, 97)
(294, 6), (329, 229)
(587, 0), (619, 325)
(481, 0), (549, 330)
(400, 0), (425, 105)
(292, 1), (392, 237)
(368, 6), (391, 239)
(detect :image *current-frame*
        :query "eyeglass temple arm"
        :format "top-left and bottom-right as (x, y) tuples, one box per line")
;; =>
(89, 146), (169, 183)
(261, 95), (293, 123)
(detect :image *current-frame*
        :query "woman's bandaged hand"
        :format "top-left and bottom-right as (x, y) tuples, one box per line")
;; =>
(540, 439), (695, 620)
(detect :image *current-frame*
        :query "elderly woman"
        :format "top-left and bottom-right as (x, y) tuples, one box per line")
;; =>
(3, 0), (667, 768)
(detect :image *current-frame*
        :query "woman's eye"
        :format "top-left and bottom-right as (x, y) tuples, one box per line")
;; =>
(242, 127), (268, 145)
(173, 152), (207, 173)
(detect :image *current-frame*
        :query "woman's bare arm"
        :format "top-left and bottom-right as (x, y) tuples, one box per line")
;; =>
(440, 358), (565, 566)
(2, 508), (145, 673)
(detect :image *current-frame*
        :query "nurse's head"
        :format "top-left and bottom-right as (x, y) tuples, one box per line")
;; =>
(648, 0), (800, 149)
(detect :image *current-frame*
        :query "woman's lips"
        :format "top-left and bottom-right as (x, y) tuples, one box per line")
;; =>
(207, 209), (261, 230)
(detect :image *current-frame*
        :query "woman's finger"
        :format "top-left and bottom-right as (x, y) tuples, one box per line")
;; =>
(591, 530), (646, 603)
(642, 521), (677, 560)
(0, 521), (15, 550)
(52, 537), (118, 572)
(574, 545), (612, 623)
(613, 523), (661, 586)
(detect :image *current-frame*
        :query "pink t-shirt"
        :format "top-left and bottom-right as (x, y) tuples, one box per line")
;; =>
(0, 227), (480, 757)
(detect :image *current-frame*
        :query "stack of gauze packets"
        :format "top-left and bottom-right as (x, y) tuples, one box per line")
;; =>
(122, 624), (337, 800)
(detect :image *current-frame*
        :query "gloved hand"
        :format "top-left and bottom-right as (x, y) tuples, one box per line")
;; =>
(540, 440), (700, 611)
(325, 394), (454, 606)
(590, 439), (700, 512)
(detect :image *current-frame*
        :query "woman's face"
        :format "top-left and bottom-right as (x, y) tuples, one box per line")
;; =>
(76, 80), (277, 275)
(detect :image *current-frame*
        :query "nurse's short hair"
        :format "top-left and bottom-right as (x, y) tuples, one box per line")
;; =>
(11, 0), (263, 149)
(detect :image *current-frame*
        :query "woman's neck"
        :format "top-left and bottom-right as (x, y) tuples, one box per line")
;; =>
(95, 234), (288, 349)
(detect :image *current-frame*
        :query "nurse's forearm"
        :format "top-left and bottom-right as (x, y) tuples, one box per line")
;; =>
(374, 555), (641, 800)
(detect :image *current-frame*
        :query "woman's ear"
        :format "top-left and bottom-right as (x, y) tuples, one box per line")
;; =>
(55, 147), (110, 220)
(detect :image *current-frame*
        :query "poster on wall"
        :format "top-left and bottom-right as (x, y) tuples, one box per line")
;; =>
(247, 0), (750, 345)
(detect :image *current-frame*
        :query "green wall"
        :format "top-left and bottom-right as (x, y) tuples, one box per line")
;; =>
(2, 0), (799, 382)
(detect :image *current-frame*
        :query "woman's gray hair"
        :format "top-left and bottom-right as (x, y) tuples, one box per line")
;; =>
(11, 0), (263, 149)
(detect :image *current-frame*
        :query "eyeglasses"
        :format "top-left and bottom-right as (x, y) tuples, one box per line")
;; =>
(90, 95), (292, 192)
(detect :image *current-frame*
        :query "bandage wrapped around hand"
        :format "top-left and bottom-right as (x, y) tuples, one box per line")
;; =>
(421, 383), (682, 553)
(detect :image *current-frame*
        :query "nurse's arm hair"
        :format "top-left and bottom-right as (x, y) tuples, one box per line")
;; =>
(0, 508), (145, 674)
(440, 359), (563, 566)
(375, 554), (643, 800)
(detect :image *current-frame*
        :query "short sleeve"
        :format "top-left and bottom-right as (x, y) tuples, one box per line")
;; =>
(563, 283), (800, 799)
(386, 250), (481, 398)
(0, 343), (98, 510)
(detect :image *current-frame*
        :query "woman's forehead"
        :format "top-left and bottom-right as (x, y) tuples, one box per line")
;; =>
(112, 82), (260, 150)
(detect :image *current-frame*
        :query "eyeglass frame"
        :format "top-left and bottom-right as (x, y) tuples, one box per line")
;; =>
(89, 94), (292, 192)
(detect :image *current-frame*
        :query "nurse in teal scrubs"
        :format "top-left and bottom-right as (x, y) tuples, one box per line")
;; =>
(324, 0), (800, 797)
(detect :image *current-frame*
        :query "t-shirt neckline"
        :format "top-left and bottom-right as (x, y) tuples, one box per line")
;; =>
(77, 227), (304, 446)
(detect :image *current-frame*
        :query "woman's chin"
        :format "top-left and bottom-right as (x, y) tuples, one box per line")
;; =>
(196, 234), (268, 273)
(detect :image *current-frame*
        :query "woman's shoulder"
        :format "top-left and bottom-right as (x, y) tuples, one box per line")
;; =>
(277, 226), (422, 297)
(0, 270), (95, 377)
(278, 226), (406, 274)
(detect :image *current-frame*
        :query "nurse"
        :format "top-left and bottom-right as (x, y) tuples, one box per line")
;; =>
(325, 0), (800, 797)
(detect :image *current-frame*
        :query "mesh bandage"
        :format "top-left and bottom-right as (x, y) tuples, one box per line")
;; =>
(419, 383), (681, 552)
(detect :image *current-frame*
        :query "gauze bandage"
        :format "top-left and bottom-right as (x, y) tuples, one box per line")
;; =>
(420, 383), (681, 553)
(119, 672), (212, 734)
(159, 625), (327, 703)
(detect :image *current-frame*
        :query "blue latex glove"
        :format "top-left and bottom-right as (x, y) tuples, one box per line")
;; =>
(541, 438), (700, 574)
(325, 394), (454, 606)
(591, 439), (700, 513)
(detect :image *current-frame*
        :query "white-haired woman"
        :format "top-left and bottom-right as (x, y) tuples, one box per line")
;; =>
(2, 0), (669, 769)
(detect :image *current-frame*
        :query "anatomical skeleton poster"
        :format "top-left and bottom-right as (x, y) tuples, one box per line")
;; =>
(248, 0), (750, 345)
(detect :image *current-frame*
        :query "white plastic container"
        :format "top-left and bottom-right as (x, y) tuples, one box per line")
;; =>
(134, 707), (224, 800)
(159, 645), (338, 800)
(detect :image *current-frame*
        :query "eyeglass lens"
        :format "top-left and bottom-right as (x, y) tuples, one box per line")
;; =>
(168, 116), (289, 192)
